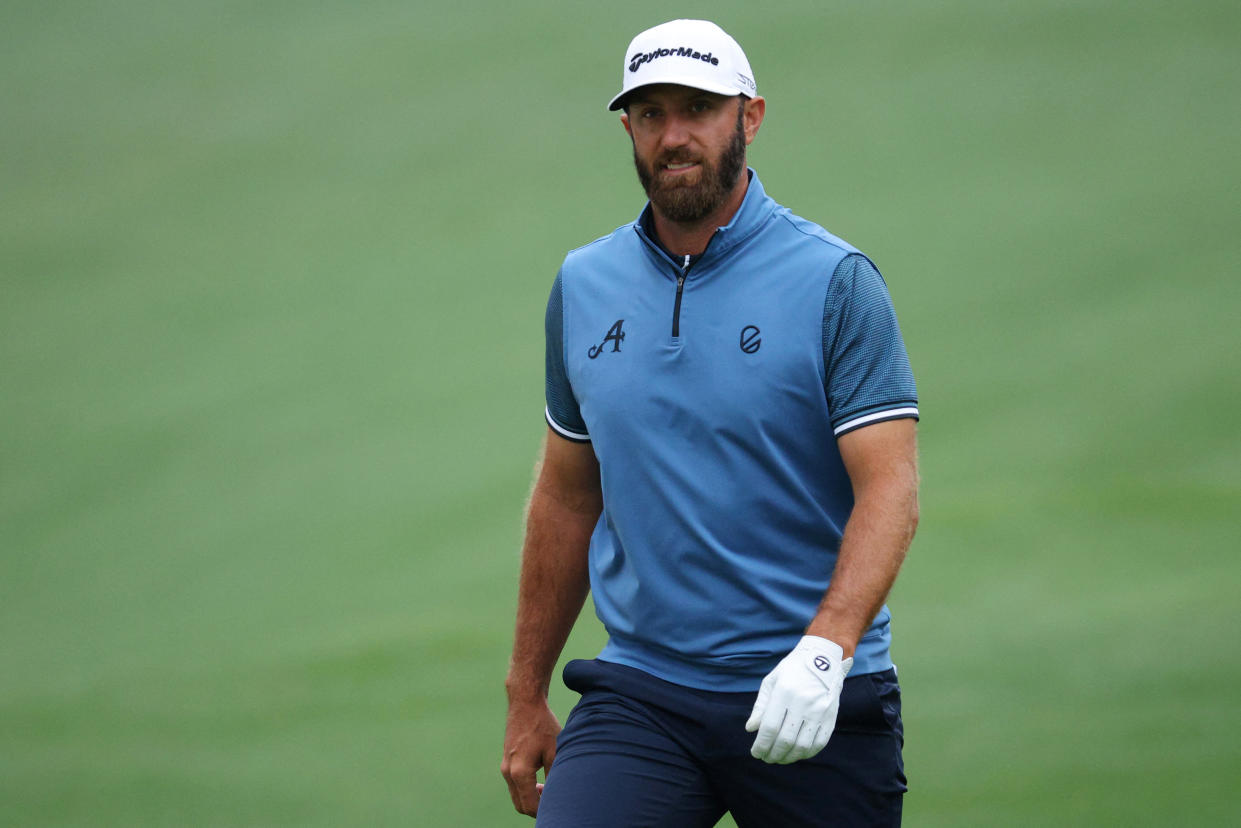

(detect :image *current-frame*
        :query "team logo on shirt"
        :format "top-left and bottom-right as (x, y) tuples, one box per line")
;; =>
(739, 325), (761, 354)
(588, 319), (626, 359)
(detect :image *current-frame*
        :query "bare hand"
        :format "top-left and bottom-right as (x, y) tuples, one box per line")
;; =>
(501, 697), (562, 817)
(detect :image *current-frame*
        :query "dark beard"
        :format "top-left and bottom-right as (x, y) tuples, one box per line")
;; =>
(633, 103), (747, 223)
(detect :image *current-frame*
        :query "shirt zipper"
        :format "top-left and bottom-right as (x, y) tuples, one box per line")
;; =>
(672, 253), (690, 338)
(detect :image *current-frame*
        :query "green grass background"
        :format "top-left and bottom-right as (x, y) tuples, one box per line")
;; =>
(3, 0), (1239, 824)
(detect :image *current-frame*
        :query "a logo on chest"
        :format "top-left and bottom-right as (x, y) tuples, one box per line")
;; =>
(739, 324), (761, 354)
(587, 319), (626, 359)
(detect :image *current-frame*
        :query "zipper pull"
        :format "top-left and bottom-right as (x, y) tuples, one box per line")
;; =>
(671, 254), (691, 338)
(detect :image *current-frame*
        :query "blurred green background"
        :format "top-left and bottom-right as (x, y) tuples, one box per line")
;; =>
(3, 0), (1238, 824)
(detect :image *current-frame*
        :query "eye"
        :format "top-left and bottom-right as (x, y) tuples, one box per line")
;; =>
(690, 99), (712, 113)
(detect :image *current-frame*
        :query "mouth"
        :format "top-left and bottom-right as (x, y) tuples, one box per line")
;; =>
(660, 160), (700, 177)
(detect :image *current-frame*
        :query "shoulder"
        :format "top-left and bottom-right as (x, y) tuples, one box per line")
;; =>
(770, 206), (865, 258)
(562, 223), (640, 271)
(753, 204), (870, 281)
(558, 223), (652, 303)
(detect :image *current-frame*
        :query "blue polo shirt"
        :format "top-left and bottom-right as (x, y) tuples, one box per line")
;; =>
(544, 171), (918, 690)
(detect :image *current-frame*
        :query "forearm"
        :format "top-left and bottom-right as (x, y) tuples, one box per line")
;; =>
(805, 455), (918, 657)
(505, 482), (599, 701)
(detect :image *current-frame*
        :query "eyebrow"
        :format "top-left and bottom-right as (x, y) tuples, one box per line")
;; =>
(629, 93), (716, 108)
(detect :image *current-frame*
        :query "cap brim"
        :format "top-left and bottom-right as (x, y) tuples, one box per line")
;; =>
(607, 77), (749, 111)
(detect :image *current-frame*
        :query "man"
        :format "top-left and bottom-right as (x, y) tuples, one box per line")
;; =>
(502, 19), (919, 827)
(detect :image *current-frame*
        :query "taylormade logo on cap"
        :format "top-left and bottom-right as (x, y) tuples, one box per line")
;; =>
(628, 47), (719, 73)
(608, 19), (757, 111)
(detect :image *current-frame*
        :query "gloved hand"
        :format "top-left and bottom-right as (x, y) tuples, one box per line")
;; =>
(745, 635), (853, 764)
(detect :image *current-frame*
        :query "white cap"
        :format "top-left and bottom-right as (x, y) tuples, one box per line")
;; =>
(607, 19), (757, 111)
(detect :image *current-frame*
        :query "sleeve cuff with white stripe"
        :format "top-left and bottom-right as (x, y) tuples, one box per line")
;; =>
(545, 406), (591, 442)
(833, 405), (919, 437)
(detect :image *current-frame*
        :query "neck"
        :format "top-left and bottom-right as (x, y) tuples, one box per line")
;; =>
(650, 169), (750, 257)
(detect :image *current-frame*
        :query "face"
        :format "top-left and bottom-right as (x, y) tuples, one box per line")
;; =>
(622, 86), (757, 223)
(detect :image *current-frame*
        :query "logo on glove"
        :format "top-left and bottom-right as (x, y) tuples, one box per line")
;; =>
(812, 655), (832, 672)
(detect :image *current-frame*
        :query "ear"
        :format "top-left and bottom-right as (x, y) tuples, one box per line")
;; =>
(620, 111), (632, 137)
(742, 96), (766, 145)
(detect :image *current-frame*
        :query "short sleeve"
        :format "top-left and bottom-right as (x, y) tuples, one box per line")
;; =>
(544, 271), (590, 442)
(822, 255), (919, 436)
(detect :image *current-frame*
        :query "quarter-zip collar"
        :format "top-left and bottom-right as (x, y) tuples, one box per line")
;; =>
(632, 168), (777, 279)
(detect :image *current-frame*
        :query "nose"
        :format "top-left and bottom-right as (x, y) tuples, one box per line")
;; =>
(659, 112), (692, 151)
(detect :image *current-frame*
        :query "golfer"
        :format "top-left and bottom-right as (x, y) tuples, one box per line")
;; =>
(502, 19), (920, 826)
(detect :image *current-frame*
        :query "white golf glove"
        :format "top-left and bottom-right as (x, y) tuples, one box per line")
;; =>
(745, 635), (853, 764)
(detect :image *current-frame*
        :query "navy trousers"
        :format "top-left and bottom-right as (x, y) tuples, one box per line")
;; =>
(536, 659), (906, 827)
